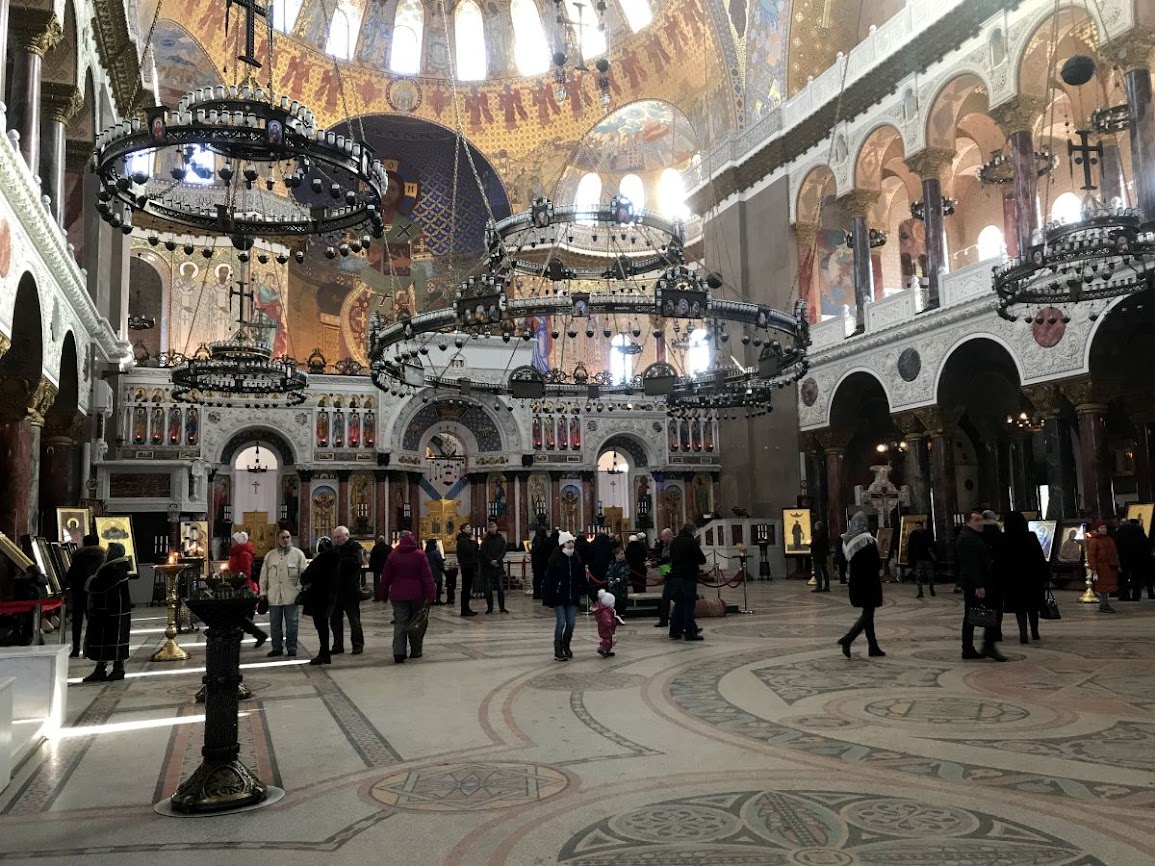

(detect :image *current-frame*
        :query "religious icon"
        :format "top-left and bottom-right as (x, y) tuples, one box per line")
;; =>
(148, 110), (166, 143)
(267, 119), (283, 145)
(558, 415), (569, 449)
(1056, 523), (1086, 564)
(1125, 503), (1153, 536)
(180, 520), (209, 557)
(56, 507), (92, 546)
(782, 509), (812, 555)
(569, 415), (581, 449)
(532, 416), (543, 450)
(545, 416), (556, 449)
(94, 515), (139, 576)
(1028, 520), (1058, 561)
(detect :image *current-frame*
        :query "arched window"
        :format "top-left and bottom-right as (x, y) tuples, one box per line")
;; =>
(619, 174), (646, 210)
(618, 0), (651, 32)
(574, 172), (601, 224)
(1051, 191), (1083, 224)
(390, 0), (424, 73)
(686, 328), (710, 375)
(976, 225), (1005, 261)
(324, 5), (356, 59)
(510, 0), (550, 75)
(271, 0), (304, 33)
(610, 333), (634, 384)
(455, 0), (487, 80)
(658, 167), (690, 220)
(565, 0), (606, 59)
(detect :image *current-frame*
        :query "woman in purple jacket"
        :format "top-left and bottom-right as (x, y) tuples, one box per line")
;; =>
(380, 531), (436, 663)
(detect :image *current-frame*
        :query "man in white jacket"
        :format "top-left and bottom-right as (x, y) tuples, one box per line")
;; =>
(260, 530), (309, 657)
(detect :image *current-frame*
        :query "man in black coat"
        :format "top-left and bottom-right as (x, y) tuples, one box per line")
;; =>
(957, 509), (1005, 662)
(625, 533), (648, 594)
(906, 521), (936, 598)
(368, 535), (391, 600)
(456, 523), (479, 616)
(330, 526), (367, 654)
(530, 526), (553, 599)
(1115, 519), (1152, 601)
(65, 534), (105, 658)
(668, 524), (706, 640)
(479, 519), (509, 614)
(587, 532), (615, 582)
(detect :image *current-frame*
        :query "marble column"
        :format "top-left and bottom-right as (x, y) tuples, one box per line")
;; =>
(1062, 379), (1114, 518)
(1126, 67), (1155, 221)
(1001, 189), (1019, 258)
(905, 149), (954, 309)
(39, 84), (82, 228)
(916, 407), (960, 552)
(38, 425), (82, 528)
(1009, 433), (1039, 514)
(0, 377), (57, 538)
(838, 190), (879, 335)
(550, 472), (562, 530)
(978, 439), (1002, 510)
(1025, 385), (1076, 520)
(1101, 142), (1127, 207)
(1135, 418), (1154, 504)
(8, 13), (62, 171)
(297, 470), (313, 549)
(374, 469), (389, 537)
(816, 429), (850, 537)
(336, 470), (350, 527)
(794, 222), (820, 323)
(471, 475), (486, 525)
(991, 97), (1044, 256)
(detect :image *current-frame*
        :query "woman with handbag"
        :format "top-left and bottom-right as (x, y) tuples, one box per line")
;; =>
(1001, 512), (1048, 644)
(837, 512), (885, 658)
(957, 508), (1006, 661)
(380, 531), (436, 663)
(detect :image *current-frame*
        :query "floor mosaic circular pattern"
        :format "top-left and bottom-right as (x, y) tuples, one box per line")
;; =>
(863, 697), (1030, 725)
(368, 761), (568, 812)
(558, 789), (1107, 865)
(528, 672), (646, 691)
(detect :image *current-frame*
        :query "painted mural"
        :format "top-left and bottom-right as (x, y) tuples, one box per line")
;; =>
(571, 100), (700, 174)
(150, 22), (222, 107)
(744, 0), (790, 123)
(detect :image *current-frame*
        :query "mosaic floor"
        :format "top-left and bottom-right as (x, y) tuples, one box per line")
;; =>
(2, 581), (1154, 865)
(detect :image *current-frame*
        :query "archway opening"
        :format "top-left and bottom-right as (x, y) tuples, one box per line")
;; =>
(233, 442), (281, 520)
(596, 447), (632, 530)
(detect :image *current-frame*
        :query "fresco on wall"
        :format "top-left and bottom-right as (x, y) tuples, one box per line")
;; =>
(817, 227), (855, 318)
(571, 100), (700, 174)
(151, 21), (223, 107)
(744, 0), (790, 123)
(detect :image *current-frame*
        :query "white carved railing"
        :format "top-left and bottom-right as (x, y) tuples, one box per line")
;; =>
(941, 259), (1000, 307)
(865, 289), (917, 332)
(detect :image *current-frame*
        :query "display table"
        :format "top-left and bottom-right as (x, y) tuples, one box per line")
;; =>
(0, 598), (64, 646)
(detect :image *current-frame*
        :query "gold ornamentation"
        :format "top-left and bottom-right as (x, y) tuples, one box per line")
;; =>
(1100, 28), (1155, 72)
(27, 377), (58, 427)
(40, 82), (85, 125)
(904, 148), (955, 182)
(837, 189), (880, 221)
(150, 562), (191, 662)
(9, 11), (63, 56)
(989, 96), (1047, 136)
(892, 410), (925, 438)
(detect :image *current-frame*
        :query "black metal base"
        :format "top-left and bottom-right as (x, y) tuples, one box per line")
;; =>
(169, 760), (268, 814)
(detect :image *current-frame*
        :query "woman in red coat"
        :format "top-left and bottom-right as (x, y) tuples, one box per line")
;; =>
(1086, 520), (1120, 613)
(380, 531), (436, 664)
(228, 531), (268, 647)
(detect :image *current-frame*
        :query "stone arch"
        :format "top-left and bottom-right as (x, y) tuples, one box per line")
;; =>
(215, 426), (299, 467)
(794, 164), (835, 226)
(594, 432), (651, 467)
(47, 331), (80, 421)
(392, 393), (518, 455)
(853, 124), (905, 191)
(1011, 1), (1108, 103)
(0, 273), (45, 381)
(826, 367), (892, 429)
(1086, 287), (1155, 392)
(933, 334), (1025, 406)
(925, 72), (990, 153)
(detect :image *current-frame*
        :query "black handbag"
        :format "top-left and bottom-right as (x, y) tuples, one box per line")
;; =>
(966, 603), (1000, 628)
(1039, 588), (1061, 620)
(406, 603), (430, 638)
(256, 596), (269, 616)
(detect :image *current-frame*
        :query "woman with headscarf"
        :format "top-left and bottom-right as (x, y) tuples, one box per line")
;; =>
(82, 542), (132, 682)
(1001, 511), (1049, 642)
(1086, 519), (1120, 613)
(542, 531), (591, 661)
(837, 512), (885, 658)
(300, 537), (341, 665)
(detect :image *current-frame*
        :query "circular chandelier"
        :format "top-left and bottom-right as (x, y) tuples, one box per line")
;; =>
(977, 149), (1056, 186)
(91, 81), (388, 251)
(367, 195), (810, 418)
(993, 203), (1155, 320)
(170, 315), (307, 408)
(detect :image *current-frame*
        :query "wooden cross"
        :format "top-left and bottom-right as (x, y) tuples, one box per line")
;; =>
(226, 0), (268, 69)
(228, 279), (256, 324)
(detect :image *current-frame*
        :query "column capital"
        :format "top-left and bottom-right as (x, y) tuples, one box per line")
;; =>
(335, 469), (352, 482)
(10, 10), (62, 56)
(1059, 377), (1111, 413)
(913, 405), (962, 436)
(892, 410), (926, 438)
(903, 148), (955, 181)
(41, 82), (84, 124)
(43, 409), (85, 442)
(814, 428), (852, 452)
(298, 469), (314, 482)
(1022, 383), (1063, 418)
(837, 189), (879, 221)
(989, 95), (1046, 136)
(0, 375), (58, 426)
(1101, 27), (1155, 72)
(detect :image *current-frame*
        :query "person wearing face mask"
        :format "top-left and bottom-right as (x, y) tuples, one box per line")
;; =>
(260, 530), (308, 657)
(542, 531), (592, 661)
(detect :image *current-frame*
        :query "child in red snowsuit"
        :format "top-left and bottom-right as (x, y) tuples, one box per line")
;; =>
(593, 589), (623, 657)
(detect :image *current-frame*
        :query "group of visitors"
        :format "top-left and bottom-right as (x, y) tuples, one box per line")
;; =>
(65, 535), (133, 683)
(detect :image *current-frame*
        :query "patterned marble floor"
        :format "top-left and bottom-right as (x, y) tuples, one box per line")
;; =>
(2, 581), (1153, 865)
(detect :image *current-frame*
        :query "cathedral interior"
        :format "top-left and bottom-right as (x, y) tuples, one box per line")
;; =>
(1, 0), (1155, 862)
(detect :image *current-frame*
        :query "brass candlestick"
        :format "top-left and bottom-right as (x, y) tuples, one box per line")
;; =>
(151, 562), (191, 661)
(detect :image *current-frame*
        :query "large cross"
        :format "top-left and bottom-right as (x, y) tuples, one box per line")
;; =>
(226, 0), (268, 69)
(228, 278), (256, 324)
(1068, 130), (1104, 194)
(251, 478), (262, 496)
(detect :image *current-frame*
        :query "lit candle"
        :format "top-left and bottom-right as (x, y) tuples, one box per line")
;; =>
(167, 551), (178, 565)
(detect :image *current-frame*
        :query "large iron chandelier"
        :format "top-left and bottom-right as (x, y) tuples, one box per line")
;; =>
(90, 0), (388, 257)
(367, 196), (810, 419)
(993, 130), (1155, 321)
(550, 0), (613, 107)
